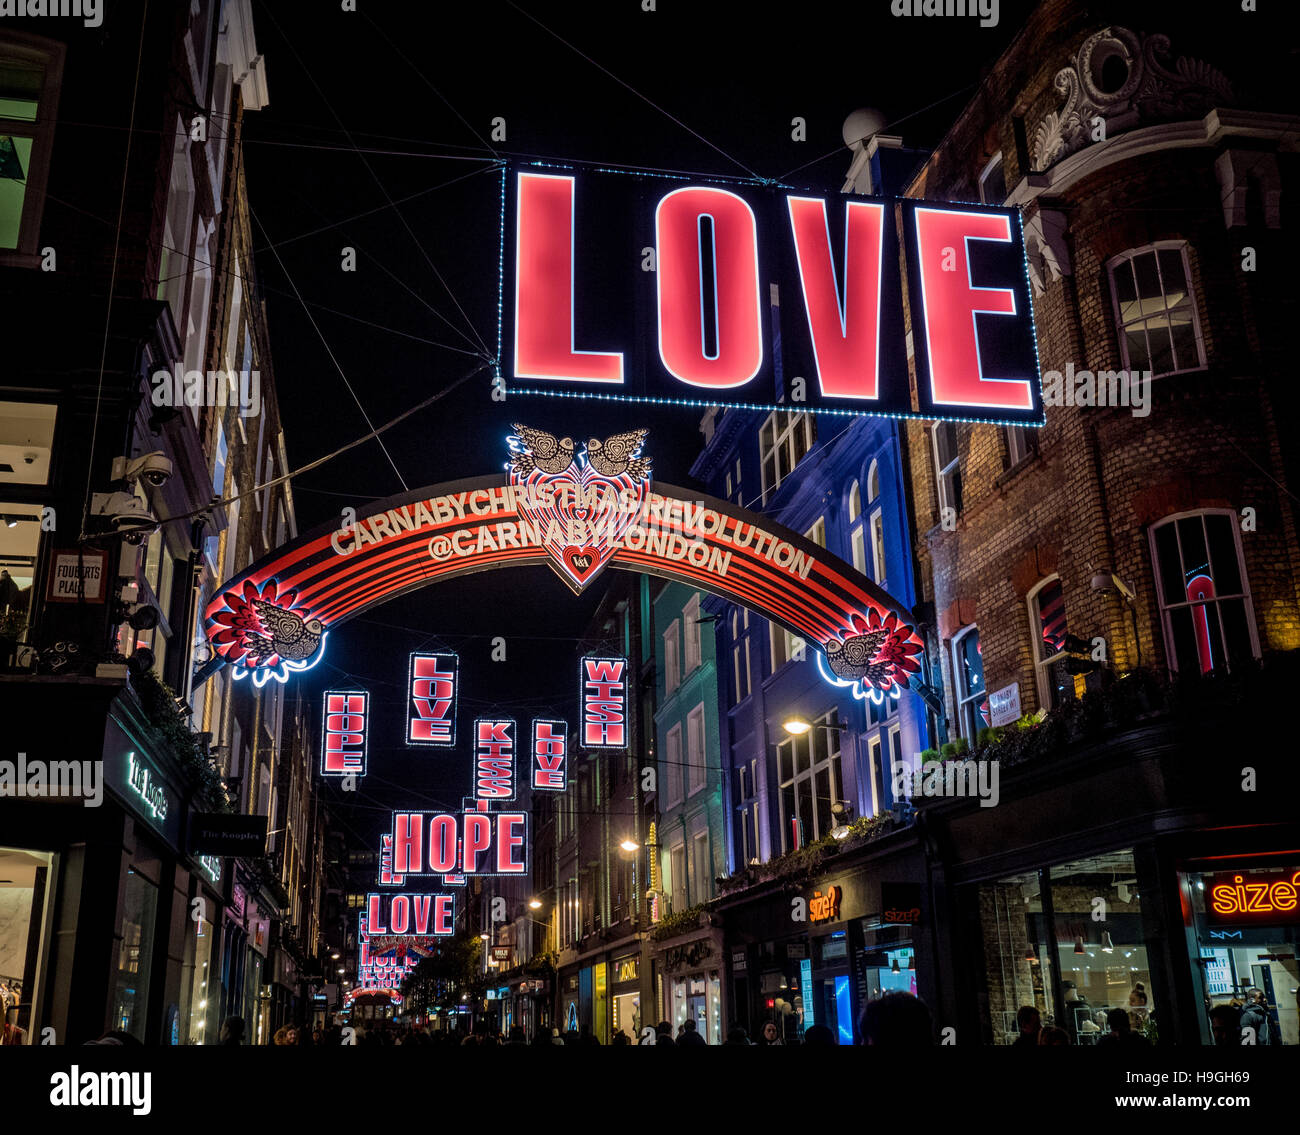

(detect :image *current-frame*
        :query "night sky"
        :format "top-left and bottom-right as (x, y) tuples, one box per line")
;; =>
(241, 0), (1041, 843)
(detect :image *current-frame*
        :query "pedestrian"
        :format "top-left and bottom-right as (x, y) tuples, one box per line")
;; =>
(612, 1029), (631, 1045)
(802, 1024), (835, 1046)
(654, 1020), (676, 1047)
(1209, 1003), (1241, 1045)
(1128, 982), (1148, 1008)
(508, 1025), (528, 1045)
(1012, 1005), (1042, 1047)
(857, 991), (935, 1046)
(1096, 1007), (1149, 1048)
(1240, 990), (1278, 1045)
(219, 1016), (244, 1046)
(550, 1027), (566, 1046)
(723, 1025), (750, 1045)
(677, 1018), (707, 1046)
(1037, 1025), (1070, 1045)
(756, 1020), (783, 1046)
(578, 1024), (601, 1046)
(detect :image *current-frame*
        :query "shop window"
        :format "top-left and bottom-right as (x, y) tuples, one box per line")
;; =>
(0, 36), (62, 259)
(931, 420), (962, 520)
(0, 846), (53, 1045)
(1107, 242), (1206, 378)
(1180, 863), (1298, 1045)
(951, 626), (988, 741)
(0, 401), (56, 486)
(683, 594), (702, 674)
(111, 867), (159, 1041)
(663, 619), (680, 694)
(0, 499), (42, 652)
(978, 870), (1053, 1044)
(1028, 576), (1072, 709)
(1149, 510), (1258, 675)
(759, 409), (816, 504)
(777, 711), (842, 852)
(180, 908), (217, 1044)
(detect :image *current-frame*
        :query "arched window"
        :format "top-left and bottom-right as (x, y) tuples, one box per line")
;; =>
(1107, 241), (1206, 378)
(952, 625), (988, 741)
(867, 460), (880, 504)
(848, 480), (866, 575)
(1027, 576), (1071, 709)
(1149, 510), (1258, 674)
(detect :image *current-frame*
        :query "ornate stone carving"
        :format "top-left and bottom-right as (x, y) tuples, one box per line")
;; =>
(1032, 27), (1235, 171)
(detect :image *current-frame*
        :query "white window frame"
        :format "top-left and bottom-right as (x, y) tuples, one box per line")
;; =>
(670, 842), (687, 915)
(664, 723), (683, 807)
(952, 624), (987, 741)
(683, 595), (702, 674)
(848, 480), (866, 575)
(769, 620), (804, 672)
(932, 421), (962, 520)
(730, 608), (751, 704)
(1107, 241), (1207, 379)
(691, 830), (710, 904)
(1004, 424), (1035, 468)
(869, 507), (886, 587)
(759, 410), (815, 503)
(978, 152), (1006, 205)
(1147, 508), (1260, 675)
(804, 515), (826, 549)
(686, 703), (706, 794)
(0, 33), (64, 264)
(1027, 575), (1070, 710)
(663, 619), (681, 694)
(776, 710), (842, 852)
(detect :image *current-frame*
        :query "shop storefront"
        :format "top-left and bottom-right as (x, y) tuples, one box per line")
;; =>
(650, 914), (726, 1044)
(609, 951), (642, 1042)
(557, 937), (652, 1042)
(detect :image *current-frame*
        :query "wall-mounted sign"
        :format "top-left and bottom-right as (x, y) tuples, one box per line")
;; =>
(492, 946), (512, 962)
(190, 812), (267, 856)
(126, 751), (168, 822)
(809, 884), (842, 923)
(581, 656), (627, 749)
(321, 690), (368, 776)
(499, 167), (1041, 425)
(988, 682), (1021, 727)
(408, 652), (458, 746)
(1206, 870), (1300, 925)
(474, 718), (517, 801)
(46, 548), (107, 603)
(378, 833), (404, 887)
(391, 809), (529, 876)
(531, 718), (568, 791)
(198, 855), (221, 884)
(614, 956), (639, 983)
(731, 950), (747, 973)
(881, 882), (923, 926)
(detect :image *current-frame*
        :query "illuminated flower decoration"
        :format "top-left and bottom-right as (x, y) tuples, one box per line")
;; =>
(207, 578), (327, 688)
(818, 609), (924, 702)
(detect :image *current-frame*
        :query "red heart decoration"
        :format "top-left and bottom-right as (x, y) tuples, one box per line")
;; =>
(563, 545), (601, 584)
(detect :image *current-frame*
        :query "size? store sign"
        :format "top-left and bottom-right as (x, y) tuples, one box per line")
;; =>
(581, 656), (627, 749)
(501, 167), (1042, 424)
(408, 652), (458, 746)
(321, 690), (368, 775)
(1206, 870), (1300, 925)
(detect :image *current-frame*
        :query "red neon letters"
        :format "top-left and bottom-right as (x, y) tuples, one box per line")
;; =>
(581, 656), (627, 749)
(408, 651), (458, 746)
(531, 718), (568, 791)
(514, 172), (623, 384)
(474, 718), (516, 800)
(321, 690), (368, 775)
(366, 892), (455, 937)
(392, 810), (529, 876)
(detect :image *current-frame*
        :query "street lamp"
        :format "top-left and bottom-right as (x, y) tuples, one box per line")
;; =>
(782, 715), (849, 737)
(528, 898), (543, 910)
(619, 838), (640, 853)
(830, 801), (854, 840)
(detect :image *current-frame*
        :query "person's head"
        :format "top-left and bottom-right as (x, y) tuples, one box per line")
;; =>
(1016, 1005), (1041, 1034)
(1247, 988), (1266, 1006)
(858, 991), (934, 1046)
(1209, 1004), (1240, 1045)
(1037, 1025), (1070, 1046)
(1106, 1008), (1131, 1035)
(656, 1020), (673, 1034)
(803, 1024), (835, 1046)
(761, 1021), (779, 1042)
(727, 1025), (749, 1044)
(682, 1018), (698, 1033)
(219, 1016), (245, 1044)
(1133, 983), (1145, 994)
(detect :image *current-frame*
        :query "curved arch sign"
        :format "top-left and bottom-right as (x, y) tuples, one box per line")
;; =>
(203, 428), (923, 698)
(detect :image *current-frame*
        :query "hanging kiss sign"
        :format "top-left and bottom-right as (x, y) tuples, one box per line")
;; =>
(500, 166), (1043, 424)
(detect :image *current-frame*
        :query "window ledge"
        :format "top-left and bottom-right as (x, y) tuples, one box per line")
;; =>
(994, 448), (1044, 490)
(0, 251), (42, 270)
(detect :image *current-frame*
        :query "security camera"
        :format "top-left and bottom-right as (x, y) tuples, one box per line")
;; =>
(111, 451), (173, 489)
(90, 490), (159, 543)
(1090, 571), (1137, 604)
(22, 452), (36, 465)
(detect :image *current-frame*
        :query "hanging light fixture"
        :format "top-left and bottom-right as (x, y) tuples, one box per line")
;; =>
(1025, 944), (1038, 964)
(1101, 932), (1114, 953)
(890, 956), (901, 973)
(1073, 936), (1086, 955)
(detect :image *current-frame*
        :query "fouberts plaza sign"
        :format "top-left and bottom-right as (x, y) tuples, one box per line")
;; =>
(204, 430), (923, 700)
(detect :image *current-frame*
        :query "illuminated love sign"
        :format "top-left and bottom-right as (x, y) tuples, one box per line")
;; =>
(321, 690), (368, 776)
(1206, 870), (1300, 925)
(366, 892), (455, 937)
(408, 652), (458, 746)
(531, 718), (568, 791)
(501, 166), (1042, 424)
(581, 656), (627, 749)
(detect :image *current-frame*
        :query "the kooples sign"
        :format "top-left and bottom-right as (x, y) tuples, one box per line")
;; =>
(321, 690), (368, 775)
(475, 718), (516, 800)
(531, 719), (568, 791)
(365, 892), (455, 937)
(408, 652), (458, 746)
(502, 168), (1042, 424)
(391, 809), (529, 876)
(581, 656), (627, 749)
